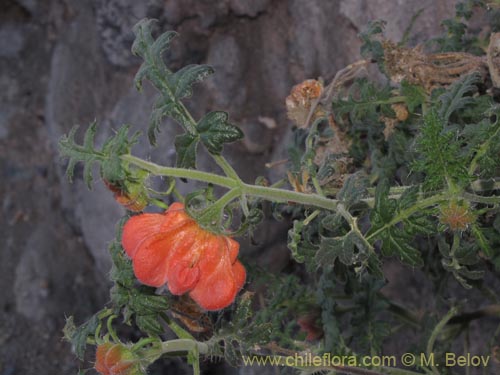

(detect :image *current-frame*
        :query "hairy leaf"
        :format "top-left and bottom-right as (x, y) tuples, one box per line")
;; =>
(401, 80), (426, 112)
(197, 111), (244, 154)
(169, 64), (215, 100)
(438, 73), (481, 123)
(63, 312), (102, 360)
(175, 133), (199, 169)
(368, 182), (432, 267)
(414, 109), (469, 190)
(59, 123), (139, 188)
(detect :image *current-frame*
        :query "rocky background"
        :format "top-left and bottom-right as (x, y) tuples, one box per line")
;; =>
(0, 0), (468, 374)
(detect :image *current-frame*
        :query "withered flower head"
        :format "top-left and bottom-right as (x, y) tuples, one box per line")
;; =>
(286, 79), (324, 128)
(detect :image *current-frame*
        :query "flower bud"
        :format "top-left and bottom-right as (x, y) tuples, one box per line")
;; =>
(439, 200), (475, 231)
(95, 343), (142, 375)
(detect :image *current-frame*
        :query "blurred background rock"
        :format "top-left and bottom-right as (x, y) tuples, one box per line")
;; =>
(0, 0), (458, 373)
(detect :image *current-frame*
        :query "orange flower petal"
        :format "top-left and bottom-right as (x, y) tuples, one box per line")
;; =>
(189, 237), (241, 311)
(225, 237), (240, 263)
(122, 213), (165, 258)
(159, 202), (193, 232)
(95, 343), (113, 375)
(232, 260), (246, 291)
(132, 224), (197, 287)
(166, 260), (201, 295)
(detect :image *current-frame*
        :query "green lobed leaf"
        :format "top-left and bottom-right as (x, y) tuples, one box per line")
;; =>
(336, 172), (369, 209)
(359, 20), (386, 63)
(59, 123), (140, 189)
(175, 132), (199, 169)
(197, 111), (244, 154)
(379, 229), (424, 267)
(471, 224), (493, 258)
(63, 312), (101, 360)
(332, 78), (393, 126)
(368, 181), (427, 267)
(401, 80), (426, 113)
(58, 123), (100, 187)
(317, 231), (366, 267)
(438, 73), (481, 124)
(168, 64), (215, 100)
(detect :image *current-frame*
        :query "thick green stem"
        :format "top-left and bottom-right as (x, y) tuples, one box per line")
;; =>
(122, 154), (341, 210)
(122, 155), (237, 188)
(213, 154), (242, 182)
(160, 339), (209, 355)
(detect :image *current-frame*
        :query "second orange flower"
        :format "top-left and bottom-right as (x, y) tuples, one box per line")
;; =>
(121, 202), (246, 311)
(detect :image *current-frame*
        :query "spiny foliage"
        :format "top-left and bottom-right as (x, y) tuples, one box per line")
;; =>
(414, 109), (469, 190)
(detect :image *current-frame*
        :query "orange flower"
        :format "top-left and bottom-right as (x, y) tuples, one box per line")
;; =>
(122, 202), (246, 311)
(95, 343), (141, 375)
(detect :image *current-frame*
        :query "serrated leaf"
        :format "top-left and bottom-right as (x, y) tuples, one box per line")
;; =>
(134, 63), (149, 91)
(169, 64), (214, 100)
(438, 73), (481, 123)
(109, 241), (135, 287)
(63, 313), (101, 360)
(59, 123), (100, 188)
(414, 109), (469, 190)
(151, 30), (178, 58)
(332, 79), (392, 126)
(197, 111), (244, 154)
(401, 80), (426, 112)
(148, 97), (179, 145)
(59, 123), (139, 188)
(175, 132), (199, 169)
(336, 172), (369, 209)
(398, 185), (418, 210)
(317, 230), (372, 271)
(368, 181), (425, 267)
(471, 224), (493, 257)
(131, 19), (157, 56)
(359, 20), (386, 62)
(380, 230), (424, 266)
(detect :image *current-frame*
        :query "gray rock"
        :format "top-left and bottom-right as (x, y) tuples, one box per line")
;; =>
(340, 0), (458, 44)
(0, 112), (8, 139)
(206, 33), (246, 109)
(229, 0), (270, 17)
(17, 0), (38, 14)
(95, 0), (164, 67)
(0, 24), (25, 58)
(46, 0), (127, 273)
